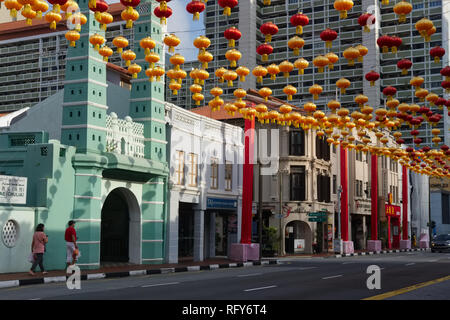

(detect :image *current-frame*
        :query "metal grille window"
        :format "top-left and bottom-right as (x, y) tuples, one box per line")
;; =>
(2, 220), (18, 248)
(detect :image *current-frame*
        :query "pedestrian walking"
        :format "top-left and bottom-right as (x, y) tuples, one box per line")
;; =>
(65, 220), (79, 267)
(29, 223), (48, 276)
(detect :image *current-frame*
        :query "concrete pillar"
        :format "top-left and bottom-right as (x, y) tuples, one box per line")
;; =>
(194, 209), (205, 261)
(209, 211), (216, 258)
(167, 191), (179, 263)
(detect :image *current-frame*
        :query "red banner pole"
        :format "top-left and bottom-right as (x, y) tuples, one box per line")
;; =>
(388, 216), (391, 249)
(402, 166), (408, 240)
(241, 118), (255, 244)
(371, 154), (378, 240)
(340, 146), (348, 241)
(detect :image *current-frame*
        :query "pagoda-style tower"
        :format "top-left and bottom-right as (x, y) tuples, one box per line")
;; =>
(60, 1), (107, 154)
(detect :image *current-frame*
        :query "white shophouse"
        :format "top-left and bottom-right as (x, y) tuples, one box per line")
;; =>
(165, 103), (244, 263)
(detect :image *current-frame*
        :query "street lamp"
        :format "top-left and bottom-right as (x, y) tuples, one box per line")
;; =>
(334, 185), (343, 254)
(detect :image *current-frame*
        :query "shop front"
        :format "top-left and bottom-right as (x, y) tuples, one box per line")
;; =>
(386, 204), (401, 249)
(206, 197), (238, 257)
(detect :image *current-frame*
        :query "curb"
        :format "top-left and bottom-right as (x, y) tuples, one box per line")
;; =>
(332, 248), (431, 258)
(0, 260), (281, 289)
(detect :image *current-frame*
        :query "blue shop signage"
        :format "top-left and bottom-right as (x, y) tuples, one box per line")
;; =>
(206, 197), (237, 210)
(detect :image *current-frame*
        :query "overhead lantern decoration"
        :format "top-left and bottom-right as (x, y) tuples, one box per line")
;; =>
(151, 66), (165, 82)
(65, 30), (80, 47)
(61, 0), (78, 19)
(4, 0), (22, 19)
(355, 94), (368, 108)
(224, 27), (241, 48)
(122, 49), (136, 67)
(128, 63), (142, 79)
(155, 0), (171, 11)
(223, 70), (238, 87)
(193, 35), (211, 54)
(426, 93), (439, 107)
(122, 6), (140, 28)
(320, 28), (338, 49)
(313, 55), (329, 73)
(218, 0), (238, 16)
(90, 0), (108, 21)
(382, 86), (397, 101)
(154, 5), (172, 25)
(48, 0), (67, 14)
(325, 52), (339, 70)
(393, 1), (412, 23)
(355, 45), (368, 62)
(45, 10), (62, 29)
(164, 34), (180, 53)
(113, 36), (128, 54)
(233, 88), (246, 103)
(97, 11), (113, 31)
(430, 46), (445, 63)
(343, 47), (360, 66)
(252, 66), (268, 83)
(169, 53), (185, 71)
(225, 49), (242, 67)
(256, 43), (273, 62)
(294, 58), (309, 75)
(377, 35), (391, 54)
(198, 51), (213, 69)
(260, 22), (279, 43)
(140, 37), (156, 56)
(20, 3), (36, 25)
(415, 18), (434, 40)
(334, 0), (354, 19)
(410, 76), (424, 90)
(98, 45), (113, 62)
(174, 69), (187, 85)
(358, 12), (375, 32)
(288, 36), (305, 56)
(197, 69), (209, 85)
(309, 84), (323, 100)
(236, 66), (250, 82)
(279, 60), (294, 78)
(89, 33), (105, 51)
(290, 12), (309, 35)
(328, 100), (341, 113)
(365, 70), (380, 86)
(209, 87), (224, 112)
(215, 67), (227, 83)
(267, 64), (280, 80)
(336, 78), (351, 94)
(186, 1), (205, 21)
(390, 36), (402, 53)
(415, 88), (429, 102)
(283, 85), (297, 101)
(426, 26), (436, 42)
(32, 0), (49, 19)
(258, 87), (272, 101)
(190, 84), (203, 105)
(441, 66), (450, 81)
(397, 59), (412, 75)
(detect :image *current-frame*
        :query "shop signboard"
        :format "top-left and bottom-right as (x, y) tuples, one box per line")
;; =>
(385, 204), (401, 217)
(207, 197), (238, 210)
(0, 175), (27, 204)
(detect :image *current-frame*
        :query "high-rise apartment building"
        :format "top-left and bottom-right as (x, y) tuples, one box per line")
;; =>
(166, 0), (447, 148)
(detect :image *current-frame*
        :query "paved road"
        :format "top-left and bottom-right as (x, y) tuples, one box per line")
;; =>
(1, 251), (449, 300)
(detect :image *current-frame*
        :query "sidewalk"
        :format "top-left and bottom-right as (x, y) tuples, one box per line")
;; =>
(0, 257), (281, 289)
(279, 248), (430, 259)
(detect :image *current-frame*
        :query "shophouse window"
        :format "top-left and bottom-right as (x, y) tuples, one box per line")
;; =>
(176, 150), (184, 185)
(316, 136), (330, 161)
(188, 153), (198, 187)
(289, 130), (305, 156)
(317, 174), (331, 203)
(333, 175), (337, 194)
(290, 166), (306, 201)
(225, 161), (232, 191)
(211, 158), (218, 189)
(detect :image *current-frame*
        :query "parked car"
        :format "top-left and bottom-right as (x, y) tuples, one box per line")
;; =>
(431, 234), (450, 252)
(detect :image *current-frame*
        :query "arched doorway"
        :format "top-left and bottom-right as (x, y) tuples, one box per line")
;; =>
(101, 188), (141, 264)
(285, 220), (312, 254)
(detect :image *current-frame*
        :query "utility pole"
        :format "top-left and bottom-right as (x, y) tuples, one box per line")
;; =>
(258, 160), (263, 262)
(279, 170), (283, 256)
(334, 185), (343, 253)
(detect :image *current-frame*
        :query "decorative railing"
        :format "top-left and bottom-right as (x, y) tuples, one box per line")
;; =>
(105, 112), (145, 158)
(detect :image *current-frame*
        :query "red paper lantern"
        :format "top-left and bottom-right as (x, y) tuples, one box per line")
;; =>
(90, 0), (108, 20)
(430, 46), (445, 63)
(320, 28), (338, 49)
(397, 59), (412, 75)
(154, 6), (172, 24)
(358, 13), (375, 32)
(260, 22), (279, 43)
(383, 86), (397, 100)
(377, 35), (391, 53)
(411, 129), (420, 136)
(48, 0), (68, 13)
(218, 0), (238, 16)
(365, 70), (380, 86)
(290, 13), (309, 34)
(390, 36), (402, 53)
(436, 97), (446, 109)
(442, 80), (450, 93)
(186, 1), (205, 21)
(257, 43), (273, 62)
(155, 0), (171, 10)
(440, 66), (450, 81)
(224, 27), (242, 47)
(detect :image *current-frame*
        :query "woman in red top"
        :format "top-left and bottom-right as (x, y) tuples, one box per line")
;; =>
(29, 224), (48, 276)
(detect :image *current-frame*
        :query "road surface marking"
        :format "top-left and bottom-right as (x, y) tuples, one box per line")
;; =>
(427, 260), (438, 262)
(342, 262), (355, 264)
(142, 282), (180, 288)
(322, 275), (343, 280)
(29, 298), (41, 300)
(244, 285), (277, 292)
(237, 273), (262, 278)
(363, 275), (450, 300)
(296, 267), (318, 270)
(405, 263), (415, 266)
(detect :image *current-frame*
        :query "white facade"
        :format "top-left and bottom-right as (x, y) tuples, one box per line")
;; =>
(165, 103), (244, 263)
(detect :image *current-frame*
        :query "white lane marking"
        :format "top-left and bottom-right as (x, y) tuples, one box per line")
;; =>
(427, 259), (438, 262)
(405, 263), (416, 266)
(29, 298), (41, 300)
(380, 268), (385, 270)
(237, 273), (263, 278)
(406, 253), (415, 255)
(322, 275), (343, 280)
(141, 282), (180, 288)
(342, 262), (355, 265)
(244, 285), (277, 292)
(296, 267), (318, 270)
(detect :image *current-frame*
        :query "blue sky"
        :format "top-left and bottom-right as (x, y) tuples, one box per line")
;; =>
(107, 0), (204, 61)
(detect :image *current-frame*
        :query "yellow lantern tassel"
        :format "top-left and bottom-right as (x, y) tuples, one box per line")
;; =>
(349, 59), (354, 66)
(173, 90), (178, 95)
(230, 61), (236, 68)
(364, 25), (370, 32)
(101, 24), (107, 31)
(340, 88), (346, 94)
(169, 46), (174, 53)
(382, 46), (388, 53)
(127, 6), (133, 15)
(203, 62), (208, 69)
(201, 80), (204, 85)
(75, 24), (81, 32)
(228, 80), (233, 87)
(117, 47), (123, 54)
(229, 39), (235, 47)
(326, 41), (332, 49)
(126, 60), (131, 67)
(50, 21), (56, 30)
(89, 0), (96, 9)
(70, 41), (76, 47)
(340, 10), (347, 19)
(318, 67), (324, 73)
(392, 46), (398, 53)
(54, 4), (60, 13)
(178, 78), (182, 84)
(329, 64), (334, 70)
(265, 35), (271, 43)
(66, 12), (72, 19)
(435, 57), (440, 63)
(126, 20), (133, 28)
(358, 56), (363, 63)
(296, 26), (302, 35)
(288, 95), (292, 101)
(26, 19), (32, 26)
(262, 54), (268, 62)
(294, 48), (299, 56)
(299, 69), (304, 75)
(103, 56), (108, 62)
(401, 69), (408, 75)
(271, 75), (276, 80)
(194, 12), (199, 20)
(257, 76), (262, 83)
(37, 11), (42, 19)
(156, 76), (161, 81)
(284, 72), (289, 78)
(10, 9), (17, 18)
